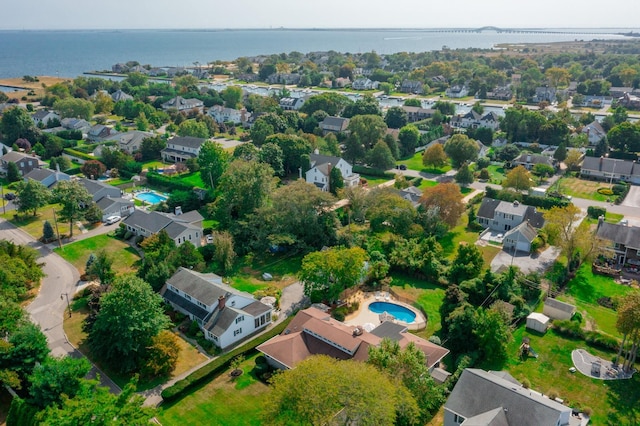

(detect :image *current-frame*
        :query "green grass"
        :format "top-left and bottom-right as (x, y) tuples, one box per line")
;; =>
(0, 204), (88, 240)
(555, 177), (610, 202)
(176, 172), (206, 188)
(225, 252), (304, 293)
(141, 160), (166, 170)
(585, 212), (623, 226)
(397, 152), (451, 174)
(360, 173), (392, 187)
(479, 326), (640, 424)
(157, 353), (268, 426)
(390, 273), (446, 337)
(486, 164), (507, 184)
(417, 179), (438, 190)
(54, 234), (140, 274)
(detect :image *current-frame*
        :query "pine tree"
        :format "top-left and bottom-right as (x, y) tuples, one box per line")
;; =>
(42, 221), (55, 242)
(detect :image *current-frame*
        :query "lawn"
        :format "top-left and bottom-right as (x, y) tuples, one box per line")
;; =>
(0, 204), (88, 240)
(157, 352), (268, 426)
(585, 211), (623, 226)
(176, 172), (206, 188)
(64, 300), (208, 391)
(417, 179), (438, 190)
(227, 252), (303, 294)
(360, 173), (392, 187)
(397, 152), (451, 174)
(479, 326), (640, 425)
(390, 273), (446, 338)
(141, 160), (166, 170)
(486, 164), (507, 184)
(54, 234), (140, 275)
(555, 176), (610, 202)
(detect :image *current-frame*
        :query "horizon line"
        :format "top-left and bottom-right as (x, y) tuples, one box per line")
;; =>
(1, 26), (639, 31)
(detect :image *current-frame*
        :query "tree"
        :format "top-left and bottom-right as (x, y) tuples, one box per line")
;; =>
(6, 161), (21, 183)
(15, 180), (50, 216)
(553, 141), (567, 162)
(80, 160), (106, 179)
(52, 180), (92, 238)
(42, 220), (55, 242)
(564, 149), (583, 171)
(249, 118), (275, 146)
(140, 136), (166, 161)
(299, 92), (352, 116)
(28, 356), (91, 409)
(532, 163), (555, 177)
(15, 138), (31, 152)
(398, 124), (420, 158)
(93, 92), (114, 115)
(262, 356), (417, 426)
(141, 330), (180, 377)
(300, 247), (368, 303)
(264, 133), (311, 175)
(258, 142), (284, 176)
(404, 98), (421, 107)
(53, 98), (94, 120)
(449, 243), (484, 284)
(178, 120), (210, 139)
(503, 165), (533, 191)
(545, 67), (570, 87)
(615, 291), (640, 373)
(366, 140), (395, 170)
(420, 183), (464, 228)
(329, 165), (344, 195)
(475, 306), (513, 362)
(221, 86), (243, 109)
(347, 114), (388, 152)
(607, 122), (640, 153)
(444, 134), (479, 168)
(544, 204), (595, 272)
(367, 189), (417, 236)
(1, 322), (50, 386)
(86, 250), (115, 285)
(233, 142), (259, 161)
(455, 162), (474, 186)
(471, 101), (484, 115)
(38, 378), (154, 425)
(212, 230), (236, 274)
(87, 275), (169, 373)
(343, 94), (381, 118)
(385, 106), (408, 129)
(0, 106), (39, 144)
(434, 100), (456, 115)
(198, 140), (230, 189)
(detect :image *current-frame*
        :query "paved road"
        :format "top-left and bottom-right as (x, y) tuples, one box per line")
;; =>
(0, 218), (121, 393)
(621, 186), (640, 209)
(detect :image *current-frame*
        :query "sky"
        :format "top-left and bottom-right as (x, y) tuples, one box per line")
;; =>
(2, 0), (639, 30)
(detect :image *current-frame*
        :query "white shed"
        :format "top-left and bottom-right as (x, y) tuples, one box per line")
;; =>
(526, 312), (550, 333)
(543, 298), (576, 321)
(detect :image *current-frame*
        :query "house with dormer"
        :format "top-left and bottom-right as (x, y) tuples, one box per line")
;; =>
(400, 80), (424, 94)
(402, 106), (435, 123)
(110, 130), (154, 154)
(477, 198), (545, 233)
(306, 151), (360, 191)
(110, 90), (133, 102)
(161, 267), (272, 349)
(581, 120), (607, 145)
(123, 208), (204, 247)
(445, 85), (469, 98)
(279, 97), (306, 111)
(161, 96), (204, 113)
(352, 78), (379, 91)
(208, 105), (251, 125)
(510, 153), (556, 171)
(161, 136), (206, 163)
(31, 110), (60, 127)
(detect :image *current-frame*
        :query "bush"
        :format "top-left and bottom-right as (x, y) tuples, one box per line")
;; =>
(553, 319), (585, 339)
(585, 331), (619, 352)
(587, 206), (606, 219)
(571, 311), (583, 324)
(352, 164), (394, 178)
(478, 168), (490, 180)
(530, 237), (544, 253)
(612, 183), (628, 195)
(161, 317), (292, 402)
(428, 335), (441, 345)
(597, 188), (614, 196)
(63, 148), (95, 161)
(521, 378), (531, 389)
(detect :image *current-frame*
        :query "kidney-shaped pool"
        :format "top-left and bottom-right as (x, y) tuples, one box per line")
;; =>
(368, 301), (417, 323)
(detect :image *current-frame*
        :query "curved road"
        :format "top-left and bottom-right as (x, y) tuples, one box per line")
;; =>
(0, 218), (120, 393)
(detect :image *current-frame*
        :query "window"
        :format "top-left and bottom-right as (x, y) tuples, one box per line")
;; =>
(185, 294), (191, 301)
(266, 312), (271, 322)
(453, 414), (465, 424)
(260, 315), (266, 326)
(235, 315), (244, 324)
(233, 328), (242, 336)
(189, 234), (192, 240)
(255, 318), (260, 328)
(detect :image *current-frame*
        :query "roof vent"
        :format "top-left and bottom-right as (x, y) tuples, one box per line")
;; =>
(513, 200), (520, 207)
(352, 326), (363, 336)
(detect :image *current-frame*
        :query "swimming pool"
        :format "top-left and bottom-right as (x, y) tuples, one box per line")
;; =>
(368, 301), (416, 323)
(135, 192), (168, 204)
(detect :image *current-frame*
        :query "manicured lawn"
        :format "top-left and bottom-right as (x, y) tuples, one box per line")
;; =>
(417, 179), (438, 190)
(486, 164), (506, 184)
(107, 177), (132, 186)
(397, 152), (451, 174)
(390, 273), (446, 338)
(176, 172), (206, 188)
(585, 211), (623, 226)
(227, 252), (303, 294)
(157, 353), (268, 426)
(0, 204), (87, 240)
(360, 173), (392, 187)
(555, 177), (610, 202)
(54, 234), (140, 275)
(142, 160), (166, 170)
(479, 326), (640, 425)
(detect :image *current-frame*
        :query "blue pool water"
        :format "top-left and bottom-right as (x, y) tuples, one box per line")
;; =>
(136, 192), (167, 204)
(368, 302), (416, 323)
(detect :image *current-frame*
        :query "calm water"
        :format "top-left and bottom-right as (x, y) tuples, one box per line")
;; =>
(0, 28), (636, 79)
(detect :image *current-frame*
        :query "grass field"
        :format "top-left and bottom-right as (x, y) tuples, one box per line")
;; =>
(486, 164), (507, 184)
(227, 253), (303, 294)
(417, 179), (439, 190)
(176, 172), (206, 188)
(479, 326), (640, 424)
(360, 173), (392, 187)
(397, 152), (452, 174)
(556, 177), (610, 202)
(390, 273), (446, 338)
(54, 234), (140, 275)
(0, 205), (89, 240)
(157, 352), (268, 426)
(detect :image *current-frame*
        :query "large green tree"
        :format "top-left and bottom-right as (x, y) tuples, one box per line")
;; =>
(0, 321), (50, 388)
(178, 120), (210, 139)
(444, 134), (479, 168)
(264, 133), (311, 175)
(475, 306), (513, 362)
(15, 180), (51, 216)
(53, 98), (95, 120)
(258, 142), (284, 176)
(366, 140), (396, 170)
(607, 122), (640, 152)
(449, 243), (484, 284)
(398, 124), (420, 158)
(299, 92), (352, 116)
(52, 180), (92, 238)
(6, 162), (22, 183)
(198, 140), (230, 189)
(87, 275), (169, 373)
(28, 356), (91, 409)
(385, 106), (408, 129)
(347, 114), (388, 152)
(0, 106), (39, 144)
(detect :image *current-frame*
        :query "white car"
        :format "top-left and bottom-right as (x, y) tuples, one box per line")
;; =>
(104, 215), (121, 225)
(206, 235), (214, 244)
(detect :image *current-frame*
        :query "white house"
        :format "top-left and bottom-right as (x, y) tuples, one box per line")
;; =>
(279, 97), (306, 111)
(161, 96), (204, 112)
(31, 110), (60, 127)
(123, 209), (204, 247)
(445, 85), (469, 98)
(352, 78), (379, 90)
(305, 151), (360, 191)
(161, 136), (206, 163)
(110, 130), (154, 154)
(96, 197), (134, 222)
(161, 267), (273, 349)
(208, 105), (251, 125)
(451, 111), (500, 131)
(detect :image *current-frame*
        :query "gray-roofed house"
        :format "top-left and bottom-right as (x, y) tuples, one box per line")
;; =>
(161, 267), (272, 349)
(400, 80), (425, 94)
(319, 116), (350, 134)
(503, 221), (539, 253)
(445, 85), (469, 98)
(580, 157), (640, 184)
(444, 369), (580, 426)
(31, 110), (60, 127)
(96, 197), (134, 221)
(87, 124), (114, 142)
(60, 118), (91, 133)
(543, 298), (576, 321)
(279, 97), (306, 111)
(477, 198), (545, 232)
(396, 186), (423, 208)
(24, 168), (70, 188)
(510, 153), (555, 171)
(110, 90), (133, 102)
(122, 209), (204, 247)
(305, 151), (360, 191)
(402, 106), (435, 123)
(161, 96), (204, 113)
(161, 136), (206, 163)
(109, 130), (154, 154)
(0, 152), (45, 177)
(596, 219), (640, 267)
(581, 120), (607, 145)
(78, 178), (122, 202)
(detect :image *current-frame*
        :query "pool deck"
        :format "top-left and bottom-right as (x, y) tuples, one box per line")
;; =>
(344, 293), (427, 331)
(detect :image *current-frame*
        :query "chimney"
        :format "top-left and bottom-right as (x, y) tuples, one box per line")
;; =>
(513, 200), (519, 207)
(218, 295), (226, 311)
(314, 148), (320, 155)
(597, 215), (604, 229)
(175, 206), (182, 216)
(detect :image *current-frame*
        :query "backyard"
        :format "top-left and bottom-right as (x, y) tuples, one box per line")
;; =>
(389, 273), (446, 338)
(397, 151), (452, 175)
(226, 252), (303, 295)
(53, 234), (140, 275)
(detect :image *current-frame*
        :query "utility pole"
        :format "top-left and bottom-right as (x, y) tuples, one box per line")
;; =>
(52, 208), (62, 249)
(60, 293), (71, 318)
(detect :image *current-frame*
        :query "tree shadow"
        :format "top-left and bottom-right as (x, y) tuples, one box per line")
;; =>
(603, 374), (640, 424)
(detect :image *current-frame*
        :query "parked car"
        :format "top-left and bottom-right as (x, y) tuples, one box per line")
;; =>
(398, 164), (407, 170)
(206, 235), (213, 244)
(104, 215), (121, 225)
(3, 193), (16, 200)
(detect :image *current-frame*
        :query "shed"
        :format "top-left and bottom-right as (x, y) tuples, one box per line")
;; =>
(526, 312), (550, 333)
(543, 298), (576, 321)
(430, 367), (452, 384)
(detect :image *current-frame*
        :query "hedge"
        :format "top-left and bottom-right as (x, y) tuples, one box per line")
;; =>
(353, 164), (394, 178)
(146, 171), (197, 192)
(63, 148), (94, 161)
(587, 206), (606, 219)
(161, 317), (292, 402)
(484, 187), (569, 209)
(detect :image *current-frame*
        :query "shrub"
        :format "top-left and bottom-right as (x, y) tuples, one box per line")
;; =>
(612, 183), (628, 195)
(530, 237), (544, 253)
(63, 148), (95, 161)
(547, 389), (559, 400)
(597, 188), (613, 196)
(571, 311), (583, 324)
(587, 206), (606, 219)
(428, 335), (442, 345)
(553, 319), (585, 339)
(478, 168), (490, 180)
(352, 164), (394, 178)
(585, 331), (619, 352)
(521, 378), (531, 389)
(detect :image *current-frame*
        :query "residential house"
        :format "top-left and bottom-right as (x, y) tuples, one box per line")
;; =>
(400, 80), (424, 94)
(444, 369), (579, 426)
(543, 298), (576, 320)
(257, 307), (449, 371)
(609, 87), (634, 98)
(532, 87), (557, 103)
(112, 63), (127, 73)
(161, 136), (206, 163)
(61, 118), (91, 134)
(161, 96), (204, 113)
(266, 73), (301, 85)
(402, 106), (435, 123)
(503, 221), (539, 253)
(306, 151), (360, 191)
(31, 110), (60, 127)
(577, 95), (611, 109)
(485, 86), (513, 101)
(445, 85), (469, 98)
(78, 178), (122, 202)
(110, 90), (133, 102)
(109, 130), (153, 154)
(451, 111), (501, 131)
(208, 105), (251, 125)
(122, 209), (204, 247)
(581, 120), (606, 145)
(352, 78), (379, 90)
(580, 156), (640, 184)
(161, 268), (272, 349)
(430, 75), (447, 84)
(23, 168), (70, 188)
(0, 152), (44, 177)
(165, 67), (187, 78)
(477, 198), (545, 233)
(510, 153), (555, 170)
(618, 92), (640, 110)
(87, 124), (114, 142)
(279, 97), (306, 111)
(395, 186), (422, 208)
(96, 197), (134, 221)
(319, 116), (350, 134)
(596, 219), (640, 267)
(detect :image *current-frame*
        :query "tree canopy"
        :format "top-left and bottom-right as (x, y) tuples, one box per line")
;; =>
(444, 134), (479, 168)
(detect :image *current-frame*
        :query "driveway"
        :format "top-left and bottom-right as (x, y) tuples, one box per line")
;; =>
(279, 281), (308, 316)
(491, 245), (560, 274)
(620, 185), (640, 208)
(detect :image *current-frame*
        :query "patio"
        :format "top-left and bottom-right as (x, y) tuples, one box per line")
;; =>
(343, 292), (427, 331)
(571, 349), (635, 380)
